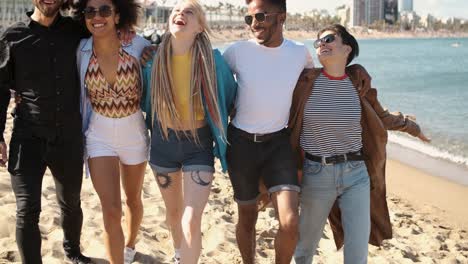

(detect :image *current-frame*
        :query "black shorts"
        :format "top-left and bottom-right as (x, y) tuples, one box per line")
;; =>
(226, 124), (300, 204)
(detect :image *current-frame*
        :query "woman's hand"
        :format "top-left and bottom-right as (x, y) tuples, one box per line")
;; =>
(417, 131), (431, 143)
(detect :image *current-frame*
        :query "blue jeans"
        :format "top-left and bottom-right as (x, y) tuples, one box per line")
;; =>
(294, 159), (370, 264)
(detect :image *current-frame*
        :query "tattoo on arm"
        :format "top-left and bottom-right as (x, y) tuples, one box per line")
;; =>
(156, 172), (172, 189)
(190, 171), (211, 187)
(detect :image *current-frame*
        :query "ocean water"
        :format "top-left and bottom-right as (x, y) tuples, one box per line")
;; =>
(219, 37), (468, 183)
(307, 38), (468, 183)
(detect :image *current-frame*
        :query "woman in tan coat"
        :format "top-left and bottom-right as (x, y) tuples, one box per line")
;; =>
(289, 24), (430, 264)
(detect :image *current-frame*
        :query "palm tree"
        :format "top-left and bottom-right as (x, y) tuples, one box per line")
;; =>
(216, 1), (224, 22)
(225, 3), (234, 26)
(204, 4), (214, 23)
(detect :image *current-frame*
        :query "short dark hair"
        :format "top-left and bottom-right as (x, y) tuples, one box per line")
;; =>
(73, 0), (140, 30)
(245, 0), (286, 12)
(318, 24), (359, 65)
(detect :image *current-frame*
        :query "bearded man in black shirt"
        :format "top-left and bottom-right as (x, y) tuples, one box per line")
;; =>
(0, 0), (92, 263)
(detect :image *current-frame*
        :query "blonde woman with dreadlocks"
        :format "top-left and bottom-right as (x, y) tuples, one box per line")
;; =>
(142, 1), (237, 263)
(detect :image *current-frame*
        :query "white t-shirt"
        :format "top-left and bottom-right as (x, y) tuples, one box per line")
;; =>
(223, 39), (314, 134)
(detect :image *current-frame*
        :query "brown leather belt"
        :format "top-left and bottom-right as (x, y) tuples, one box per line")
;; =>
(305, 151), (364, 165)
(231, 125), (288, 143)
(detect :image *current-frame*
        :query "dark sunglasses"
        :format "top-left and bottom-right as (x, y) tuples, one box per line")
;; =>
(313, 34), (336, 49)
(83, 5), (114, 19)
(244, 12), (281, 25)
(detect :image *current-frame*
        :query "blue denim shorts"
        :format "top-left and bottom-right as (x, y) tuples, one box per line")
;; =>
(149, 124), (215, 174)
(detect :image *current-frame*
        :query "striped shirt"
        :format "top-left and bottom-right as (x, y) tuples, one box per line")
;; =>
(300, 71), (363, 157)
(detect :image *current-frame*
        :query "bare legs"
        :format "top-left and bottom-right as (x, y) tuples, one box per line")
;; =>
(235, 190), (299, 264)
(89, 157), (146, 264)
(154, 170), (213, 264)
(271, 191), (299, 264)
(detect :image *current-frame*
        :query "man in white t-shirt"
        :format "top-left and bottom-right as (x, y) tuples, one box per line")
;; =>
(222, 0), (314, 263)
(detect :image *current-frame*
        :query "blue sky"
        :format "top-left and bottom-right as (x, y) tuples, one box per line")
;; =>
(196, 0), (468, 19)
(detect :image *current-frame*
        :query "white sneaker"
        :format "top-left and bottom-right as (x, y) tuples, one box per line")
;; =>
(173, 255), (181, 264)
(124, 247), (136, 264)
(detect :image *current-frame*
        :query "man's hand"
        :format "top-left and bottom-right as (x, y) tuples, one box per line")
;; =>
(0, 142), (7, 167)
(140, 45), (158, 66)
(118, 27), (136, 45)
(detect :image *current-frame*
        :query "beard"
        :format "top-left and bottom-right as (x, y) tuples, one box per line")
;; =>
(252, 19), (279, 46)
(34, 0), (63, 18)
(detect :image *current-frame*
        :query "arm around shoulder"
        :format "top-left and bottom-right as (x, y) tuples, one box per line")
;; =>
(214, 49), (237, 111)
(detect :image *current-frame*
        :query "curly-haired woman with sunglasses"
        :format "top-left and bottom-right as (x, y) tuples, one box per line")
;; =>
(289, 24), (430, 264)
(74, 0), (151, 263)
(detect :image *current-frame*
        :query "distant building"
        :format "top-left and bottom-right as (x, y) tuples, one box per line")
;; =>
(400, 10), (420, 30)
(336, 5), (351, 27)
(420, 14), (436, 29)
(351, 0), (366, 26)
(142, 0), (176, 26)
(0, 0), (32, 28)
(400, 0), (413, 12)
(351, 0), (384, 26)
(384, 0), (398, 24)
(367, 0), (384, 25)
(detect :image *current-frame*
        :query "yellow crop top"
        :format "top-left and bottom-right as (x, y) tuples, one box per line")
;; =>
(171, 52), (205, 121)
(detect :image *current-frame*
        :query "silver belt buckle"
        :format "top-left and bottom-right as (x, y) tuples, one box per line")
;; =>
(321, 156), (331, 165)
(253, 133), (262, 143)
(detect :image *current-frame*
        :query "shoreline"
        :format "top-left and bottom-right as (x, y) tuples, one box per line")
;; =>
(209, 28), (468, 44)
(386, 159), (468, 230)
(388, 141), (468, 186)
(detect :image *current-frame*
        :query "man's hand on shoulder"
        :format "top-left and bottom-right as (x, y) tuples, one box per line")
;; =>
(118, 27), (136, 45)
(140, 45), (158, 66)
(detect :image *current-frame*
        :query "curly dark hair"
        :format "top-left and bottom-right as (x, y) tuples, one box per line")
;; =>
(72, 0), (141, 30)
(61, 0), (73, 10)
(318, 24), (359, 65)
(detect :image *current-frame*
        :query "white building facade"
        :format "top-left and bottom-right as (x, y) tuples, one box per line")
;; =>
(0, 0), (32, 28)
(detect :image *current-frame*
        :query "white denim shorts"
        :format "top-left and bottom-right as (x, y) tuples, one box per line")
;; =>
(85, 110), (149, 165)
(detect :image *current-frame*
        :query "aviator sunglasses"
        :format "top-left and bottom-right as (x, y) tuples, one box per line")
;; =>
(83, 5), (114, 19)
(244, 12), (281, 25)
(313, 34), (336, 49)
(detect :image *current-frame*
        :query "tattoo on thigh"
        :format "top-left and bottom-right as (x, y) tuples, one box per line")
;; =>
(190, 171), (211, 186)
(156, 172), (172, 189)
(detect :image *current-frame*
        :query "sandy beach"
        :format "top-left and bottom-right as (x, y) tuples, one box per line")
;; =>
(0, 105), (467, 263)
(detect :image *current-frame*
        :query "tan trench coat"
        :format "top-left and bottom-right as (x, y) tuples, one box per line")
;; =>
(288, 64), (422, 248)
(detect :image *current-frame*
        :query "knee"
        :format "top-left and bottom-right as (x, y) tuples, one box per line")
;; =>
(237, 206), (258, 232)
(58, 198), (82, 215)
(181, 209), (201, 236)
(102, 205), (122, 227)
(16, 209), (41, 228)
(279, 211), (299, 236)
(125, 197), (143, 211)
(166, 207), (183, 225)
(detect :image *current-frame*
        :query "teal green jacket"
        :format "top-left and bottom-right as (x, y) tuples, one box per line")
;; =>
(141, 49), (237, 172)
